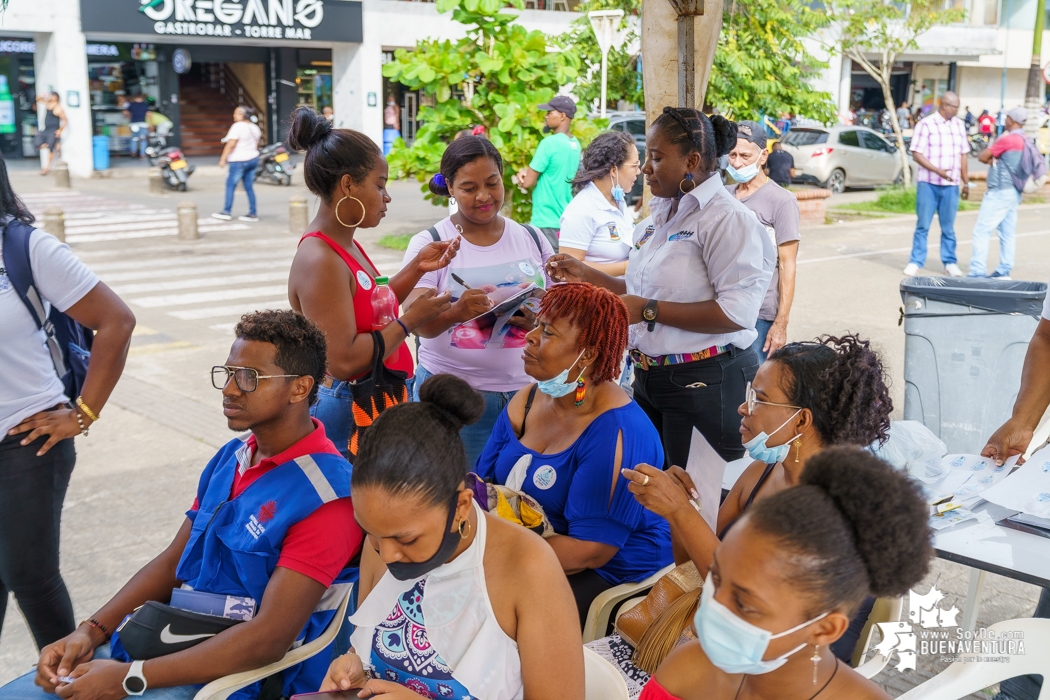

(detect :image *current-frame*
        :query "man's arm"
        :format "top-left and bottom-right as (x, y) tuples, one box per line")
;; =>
(911, 151), (949, 180)
(515, 166), (540, 189)
(983, 318), (1050, 464)
(766, 240), (798, 354)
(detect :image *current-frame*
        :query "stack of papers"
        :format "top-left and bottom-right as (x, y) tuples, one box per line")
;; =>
(921, 453), (1020, 531)
(980, 446), (1050, 519)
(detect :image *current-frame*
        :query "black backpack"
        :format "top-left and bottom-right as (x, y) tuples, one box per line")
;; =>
(2, 219), (93, 398)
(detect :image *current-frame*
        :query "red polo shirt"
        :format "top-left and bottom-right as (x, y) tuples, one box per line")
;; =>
(190, 419), (362, 587)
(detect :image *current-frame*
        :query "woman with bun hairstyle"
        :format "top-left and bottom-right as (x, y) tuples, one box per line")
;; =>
(401, 135), (556, 465)
(287, 107), (459, 459)
(320, 374), (585, 700)
(640, 446), (932, 700)
(592, 334), (893, 697)
(547, 107), (775, 465)
(558, 130), (641, 276)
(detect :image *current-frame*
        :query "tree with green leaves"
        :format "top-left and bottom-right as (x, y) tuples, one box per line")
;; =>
(382, 0), (600, 223)
(827, 0), (966, 186)
(555, 0), (643, 111)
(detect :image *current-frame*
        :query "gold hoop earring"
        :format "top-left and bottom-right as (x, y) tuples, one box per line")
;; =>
(678, 176), (696, 194)
(335, 195), (366, 228)
(458, 517), (471, 539)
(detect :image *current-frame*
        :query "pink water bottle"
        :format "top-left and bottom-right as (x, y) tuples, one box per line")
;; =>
(371, 276), (398, 330)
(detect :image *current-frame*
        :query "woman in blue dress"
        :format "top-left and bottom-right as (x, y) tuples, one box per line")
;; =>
(476, 283), (673, 624)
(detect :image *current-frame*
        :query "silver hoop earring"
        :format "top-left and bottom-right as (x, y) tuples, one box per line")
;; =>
(335, 195), (366, 228)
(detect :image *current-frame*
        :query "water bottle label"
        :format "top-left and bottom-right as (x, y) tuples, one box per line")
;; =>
(356, 270), (374, 291)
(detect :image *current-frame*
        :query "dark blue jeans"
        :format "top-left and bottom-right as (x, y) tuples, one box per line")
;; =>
(223, 157), (258, 216)
(910, 182), (959, 267)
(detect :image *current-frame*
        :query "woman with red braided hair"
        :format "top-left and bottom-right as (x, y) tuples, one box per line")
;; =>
(476, 283), (673, 625)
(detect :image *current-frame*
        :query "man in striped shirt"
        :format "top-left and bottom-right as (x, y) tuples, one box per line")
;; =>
(905, 91), (969, 278)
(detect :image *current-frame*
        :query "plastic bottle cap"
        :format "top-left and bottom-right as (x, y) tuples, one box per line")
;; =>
(375, 276), (389, 285)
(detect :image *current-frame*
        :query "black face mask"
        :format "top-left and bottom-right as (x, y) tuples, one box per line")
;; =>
(386, 494), (464, 581)
(542, 125), (552, 134)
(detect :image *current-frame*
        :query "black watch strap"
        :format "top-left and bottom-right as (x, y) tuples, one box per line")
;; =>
(643, 298), (659, 332)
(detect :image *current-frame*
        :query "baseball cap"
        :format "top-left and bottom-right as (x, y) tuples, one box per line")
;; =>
(538, 95), (577, 119)
(735, 120), (767, 149)
(1006, 106), (1028, 125)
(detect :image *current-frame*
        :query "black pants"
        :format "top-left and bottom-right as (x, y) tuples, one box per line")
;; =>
(0, 432), (76, 649)
(632, 346), (759, 466)
(998, 587), (1049, 699)
(568, 569), (614, 630)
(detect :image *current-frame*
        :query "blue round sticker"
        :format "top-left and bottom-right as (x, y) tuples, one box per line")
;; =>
(533, 465), (557, 490)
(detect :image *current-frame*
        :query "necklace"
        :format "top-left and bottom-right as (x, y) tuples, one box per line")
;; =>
(732, 660), (839, 700)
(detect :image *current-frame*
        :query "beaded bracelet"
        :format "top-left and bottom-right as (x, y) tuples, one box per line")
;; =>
(74, 411), (89, 437)
(395, 318), (410, 337)
(81, 618), (110, 641)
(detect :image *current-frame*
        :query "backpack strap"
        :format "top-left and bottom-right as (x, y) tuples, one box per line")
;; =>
(522, 224), (544, 258)
(1, 221), (68, 376)
(428, 226), (441, 242)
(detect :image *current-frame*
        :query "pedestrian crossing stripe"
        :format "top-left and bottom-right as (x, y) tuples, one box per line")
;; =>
(111, 270), (290, 295)
(102, 259), (289, 283)
(169, 300), (290, 320)
(131, 284), (289, 308)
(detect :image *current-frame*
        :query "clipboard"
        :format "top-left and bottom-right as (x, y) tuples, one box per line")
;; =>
(455, 285), (545, 327)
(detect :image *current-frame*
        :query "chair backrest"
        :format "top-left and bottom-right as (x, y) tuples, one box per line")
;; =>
(852, 596), (903, 668)
(584, 647), (629, 700)
(895, 618), (1050, 700)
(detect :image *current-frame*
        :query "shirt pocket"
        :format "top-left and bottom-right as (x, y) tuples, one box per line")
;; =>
(646, 236), (697, 290)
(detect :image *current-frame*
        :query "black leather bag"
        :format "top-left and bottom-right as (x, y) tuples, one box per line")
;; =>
(117, 601), (242, 659)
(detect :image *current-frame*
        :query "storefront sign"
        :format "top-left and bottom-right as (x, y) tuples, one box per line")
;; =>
(0, 40), (121, 56)
(81, 0), (362, 43)
(172, 47), (192, 73)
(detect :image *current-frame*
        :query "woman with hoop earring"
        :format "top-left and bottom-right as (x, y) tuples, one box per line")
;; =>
(546, 108), (775, 465)
(287, 107), (461, 460)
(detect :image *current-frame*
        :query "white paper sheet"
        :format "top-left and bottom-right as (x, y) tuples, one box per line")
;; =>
(922, 453), (1018, 504)
(685, 428), (726, 533)
(981, 446), (1050, 518)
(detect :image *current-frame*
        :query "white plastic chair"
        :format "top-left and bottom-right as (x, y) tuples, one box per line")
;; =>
(853, 597), (904, 679)
(193, 585), (353, 700)
(582, 564), (674, 643)
(895, 618), (1050, 699)
(585, 646), (629, 700)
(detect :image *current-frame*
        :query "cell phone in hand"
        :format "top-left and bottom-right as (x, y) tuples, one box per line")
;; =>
(289, 691), (361, 699)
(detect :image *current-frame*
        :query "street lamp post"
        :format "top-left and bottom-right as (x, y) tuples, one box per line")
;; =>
(588, 9), (627, 118)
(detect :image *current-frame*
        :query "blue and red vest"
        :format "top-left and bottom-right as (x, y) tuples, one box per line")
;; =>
(112, 435), (355, 699)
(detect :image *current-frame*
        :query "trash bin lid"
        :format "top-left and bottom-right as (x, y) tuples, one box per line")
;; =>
(900, 276), (1047, 316)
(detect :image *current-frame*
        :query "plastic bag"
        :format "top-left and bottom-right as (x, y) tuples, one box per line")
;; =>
(869, 420), (948, 483)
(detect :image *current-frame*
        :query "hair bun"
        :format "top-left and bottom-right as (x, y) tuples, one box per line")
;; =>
(428, 173), (451, 198)
(287, 106), (332, 153)
(801, 446), (933, 598)
(709, 115), (738, 158)
(418, 373), (485, 430)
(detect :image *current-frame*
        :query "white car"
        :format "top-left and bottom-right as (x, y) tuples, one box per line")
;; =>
(780, 126), (906, 193)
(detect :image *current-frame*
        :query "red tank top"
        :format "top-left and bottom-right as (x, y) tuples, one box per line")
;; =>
(298, 232), (414, 379)
(639, 678), (682, 700)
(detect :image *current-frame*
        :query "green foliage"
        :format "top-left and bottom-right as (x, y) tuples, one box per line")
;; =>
(378, 233), (416, 251)
(834, 187), (977, 214)
(707, 0), (836, 124)
(554, 0), (643, 110)
(382, 0), (601, 223)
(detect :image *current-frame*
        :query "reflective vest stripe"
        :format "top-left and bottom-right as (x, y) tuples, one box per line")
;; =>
(294, 455), (338, 504)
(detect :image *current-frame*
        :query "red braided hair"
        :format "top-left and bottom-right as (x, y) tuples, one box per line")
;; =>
(538, 283), (629, 384)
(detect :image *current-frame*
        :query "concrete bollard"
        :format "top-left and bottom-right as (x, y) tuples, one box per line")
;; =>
(289, 195), (309, 235)
(148, 167), (165, 194)
(42, 207), (65, 242)
(177, 200), (199, 241)
(53, 161), (71, 189)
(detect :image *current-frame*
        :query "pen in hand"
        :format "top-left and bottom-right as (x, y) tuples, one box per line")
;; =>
(451, 273), (472, 290)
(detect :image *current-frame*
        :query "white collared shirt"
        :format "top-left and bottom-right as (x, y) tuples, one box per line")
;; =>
(626, 174), (775, 355)
(558, 182), (635, 265)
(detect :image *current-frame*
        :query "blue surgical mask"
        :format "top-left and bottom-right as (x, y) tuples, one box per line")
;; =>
(694, 573), (828, 675)
(536, 351), (586, 398)
(742, 410), (802, 464)
(611, 169), (626, 204)
(728, 162), (760, 183)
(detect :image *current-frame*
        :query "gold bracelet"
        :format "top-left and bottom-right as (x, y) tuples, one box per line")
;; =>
(76, 396), (100, 422)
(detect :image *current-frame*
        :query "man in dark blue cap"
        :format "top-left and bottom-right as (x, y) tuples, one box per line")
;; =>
(515, 95), (581, 251)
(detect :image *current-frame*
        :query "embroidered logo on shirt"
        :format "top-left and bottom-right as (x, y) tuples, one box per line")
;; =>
(634, 225), (656, 249)
(257, 500), (277, 524)
(605, 222), (621, 241)
(668, 230), (694, 241)
(246, 514), (266, 540)
(356, 270), (374, 291)
(533, 465), (557, 490)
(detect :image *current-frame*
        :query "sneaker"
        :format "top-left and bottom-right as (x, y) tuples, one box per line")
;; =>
(903, 263), (921, 276)
(945, 263), (964, 277)
(211, 212), (232, 221)
(990, 271), (1012, 280)
(238, 215), (259, 223)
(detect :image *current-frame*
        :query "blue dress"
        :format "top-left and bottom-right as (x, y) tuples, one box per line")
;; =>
(475, 400), (672, 585)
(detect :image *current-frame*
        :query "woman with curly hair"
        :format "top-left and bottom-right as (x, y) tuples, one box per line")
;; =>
(475, 283), (673, 625)
(642, 447), (932, 700)
(593, 334), (893, 696)
(558, 131), (642, 276)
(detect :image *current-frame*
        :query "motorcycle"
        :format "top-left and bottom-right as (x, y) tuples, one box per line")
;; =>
(970, 133), (990, 158)
(256, 142), (295, 186)
(145, 133), (194, 191)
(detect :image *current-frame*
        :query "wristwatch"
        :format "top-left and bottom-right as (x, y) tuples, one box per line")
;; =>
(642, 299), (659, 332)
(122, 660), (147, 696)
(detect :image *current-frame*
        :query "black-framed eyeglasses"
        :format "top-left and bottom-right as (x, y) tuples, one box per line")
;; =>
(211, 365), (300, 392)
(744, 381), (801, 416)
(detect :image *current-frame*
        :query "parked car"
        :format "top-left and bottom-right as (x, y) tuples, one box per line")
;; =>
(607, 111), (646, 206)
(780, 125), (905, 194)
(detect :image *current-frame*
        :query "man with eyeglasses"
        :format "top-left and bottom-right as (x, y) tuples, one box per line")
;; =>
(2, 310), (362, 700)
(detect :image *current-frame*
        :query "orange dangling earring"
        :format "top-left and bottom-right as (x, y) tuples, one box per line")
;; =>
(574, 377), (587, 407)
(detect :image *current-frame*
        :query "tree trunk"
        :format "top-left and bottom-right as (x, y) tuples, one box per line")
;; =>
(877, 73), (910, 187)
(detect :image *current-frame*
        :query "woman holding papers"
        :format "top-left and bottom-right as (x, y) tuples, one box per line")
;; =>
(475, 283), (672, 624)
(402, 136), (555, 465)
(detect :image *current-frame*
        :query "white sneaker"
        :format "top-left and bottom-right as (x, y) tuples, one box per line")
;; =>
(945, 263), (964, 277)
(211, 212), (232, 221)
(903, 263), (920, 276)
(238, 215), (259, 223)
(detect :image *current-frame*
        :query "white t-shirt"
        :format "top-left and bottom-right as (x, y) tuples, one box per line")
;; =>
(0, 228), (98, 435)
(1043, 280), (1050, 320)
(558, 182), (634, 265)
(225, 121), (261, 162)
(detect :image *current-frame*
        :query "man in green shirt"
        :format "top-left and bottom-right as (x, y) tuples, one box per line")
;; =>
(515, 95), (581, 251)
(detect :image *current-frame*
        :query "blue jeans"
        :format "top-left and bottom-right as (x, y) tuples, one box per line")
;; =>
(310, 380), (353, 460)
(413, 365), (517, 468)
(911, 182), (960, 266)
(223, 158), (258, 216)
(129, 123), (148, 157)
(751, 319), (774, 363)
(0, 644), (197, 699)
(967, 186), (1021, 277)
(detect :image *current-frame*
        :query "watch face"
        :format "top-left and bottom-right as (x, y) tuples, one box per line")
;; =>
(125, 676), (146, 694)
(643, 307), (656, 321)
